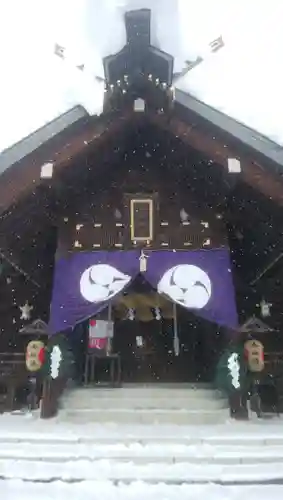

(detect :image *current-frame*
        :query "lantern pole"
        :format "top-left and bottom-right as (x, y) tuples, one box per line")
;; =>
(107, 303), (112, 355)
(173, 302), (180, 356)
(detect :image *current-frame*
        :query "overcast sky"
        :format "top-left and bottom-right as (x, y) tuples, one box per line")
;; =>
(0, 0), (282, 152)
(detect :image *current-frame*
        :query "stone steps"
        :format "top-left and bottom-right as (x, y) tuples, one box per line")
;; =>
(63, 395), (227, 410)
(1, 441), (283, 465)
(59, 407), (228, 425)
(60, 384), (229, 425)
(1, 417), (283, 484)
(64, 384), (220, 399)
(2, 454), (283, 483)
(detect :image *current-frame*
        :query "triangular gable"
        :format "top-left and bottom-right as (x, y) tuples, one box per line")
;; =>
(240, 315), (273, 333)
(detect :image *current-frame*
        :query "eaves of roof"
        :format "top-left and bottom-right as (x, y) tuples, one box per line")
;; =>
(175, 89), (283, 170)
(150, 110), (283, 206)
(2, 91), (283, 177)
(0, 106), (89, 175)
(0, 110), (130, 214)
(1, 92), (283, 215)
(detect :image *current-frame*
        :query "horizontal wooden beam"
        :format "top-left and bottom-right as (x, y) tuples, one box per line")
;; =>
(151, 114), (283, 206)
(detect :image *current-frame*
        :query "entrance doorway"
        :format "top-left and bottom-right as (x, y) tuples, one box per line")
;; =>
(113, 318), (177, 383)
(112, 313), (225, 383)
(70, 274), (226, 385)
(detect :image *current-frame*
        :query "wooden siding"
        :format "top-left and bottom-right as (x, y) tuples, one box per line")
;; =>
(57, 166), (227, 253)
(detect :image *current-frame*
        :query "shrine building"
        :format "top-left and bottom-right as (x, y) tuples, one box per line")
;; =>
(0, 9), (283, 415)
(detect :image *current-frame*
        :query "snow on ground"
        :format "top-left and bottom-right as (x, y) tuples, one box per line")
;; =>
(4, 456), (283, 483)
(3, 481), (283, 500)
(0, 0), (283, 153)
(2, 411), (283, 441)
(1, 414), (283, 497)
(1, 411), (283, 440)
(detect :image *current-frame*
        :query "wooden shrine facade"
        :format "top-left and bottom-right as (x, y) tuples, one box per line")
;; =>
(0, 7), (283, 416)
(57, 173), (227, 256)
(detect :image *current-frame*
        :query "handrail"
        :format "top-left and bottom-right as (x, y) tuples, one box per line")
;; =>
(0, 353), (24, 357)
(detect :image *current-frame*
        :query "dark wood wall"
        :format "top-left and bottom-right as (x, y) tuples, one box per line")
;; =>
(0, 263), (45, 351)
(1, 118), (282, 352)
(0, 119), (228, 352)
(57, 165), (227, 254)
(56, 123), (227, 255)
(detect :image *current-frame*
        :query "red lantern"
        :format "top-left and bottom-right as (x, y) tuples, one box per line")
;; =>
(38, 347), (45, 365)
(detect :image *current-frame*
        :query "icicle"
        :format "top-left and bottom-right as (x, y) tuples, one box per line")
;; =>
(173, 303), (180, 356)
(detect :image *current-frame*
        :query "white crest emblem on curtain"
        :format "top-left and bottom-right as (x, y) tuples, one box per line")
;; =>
(157, 264), (212, 309)
(80, 264), (131, 303)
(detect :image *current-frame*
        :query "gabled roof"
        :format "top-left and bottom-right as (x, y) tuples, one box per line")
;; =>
(0, 106), (88, 175)
(175, 90), (283, 170)
(2, 2), (283, 151)
(0, 110), (129, 213)
(240, 316), (273, 333)
(3, 92), (283, 176)
(1, 2), (283, 214)
(152, 101), (283, 206)
(1, 93), (283, 216)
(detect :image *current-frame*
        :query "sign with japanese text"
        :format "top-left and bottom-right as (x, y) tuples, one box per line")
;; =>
(88, 319), (113, 350)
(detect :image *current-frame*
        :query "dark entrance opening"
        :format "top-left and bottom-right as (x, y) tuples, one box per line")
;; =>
(70, 273), (226, 385)
(113, 312), (226, 383)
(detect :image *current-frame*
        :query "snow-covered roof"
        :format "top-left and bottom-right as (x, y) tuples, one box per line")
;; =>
(175, 90), (283, 169)
(240, 316), (273, 333)
(1, 0), (283, 153)
(0, 106), (88, 175)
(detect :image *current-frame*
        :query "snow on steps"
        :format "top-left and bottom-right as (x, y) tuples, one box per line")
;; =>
(2, 440), (283, 466)
(1, 429), (283, 483)
(59, 384), (229, 425)
(1, 417), (283, 484)
(3, 483), (283, 500)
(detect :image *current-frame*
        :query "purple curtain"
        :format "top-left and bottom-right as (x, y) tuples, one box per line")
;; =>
(49, 248), (238, 334)
(144, 249), (238, 328)
(49, 251), (140, 334)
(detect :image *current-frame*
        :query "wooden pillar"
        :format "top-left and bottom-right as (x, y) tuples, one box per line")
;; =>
(229, 390), (249, 420)
(40, 378), (51, 418)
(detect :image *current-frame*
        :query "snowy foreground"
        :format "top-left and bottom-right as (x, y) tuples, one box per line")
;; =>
(2, 0), (283, 152)
(3, 481), (283, 500)
(1, 414), (283, 499)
